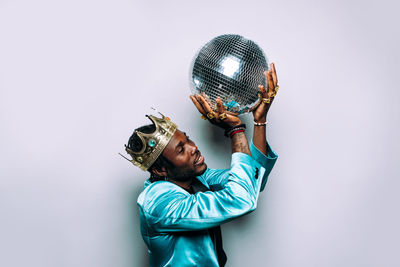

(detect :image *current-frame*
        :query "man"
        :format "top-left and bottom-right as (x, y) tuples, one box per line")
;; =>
(122, 64), (279, 266)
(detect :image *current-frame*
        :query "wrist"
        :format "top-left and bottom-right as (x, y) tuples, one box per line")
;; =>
(224, 124), (246, 138)
(254, 120), (268, 126)
(227, 121), (242, 128)
(253, 115), (267, 124)
(230, 132), (251, 155)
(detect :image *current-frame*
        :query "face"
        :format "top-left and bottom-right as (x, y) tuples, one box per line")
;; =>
(161, 130), (207, 181)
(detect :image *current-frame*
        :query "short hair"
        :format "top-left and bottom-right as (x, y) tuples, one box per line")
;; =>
(127, 124), (174, 182)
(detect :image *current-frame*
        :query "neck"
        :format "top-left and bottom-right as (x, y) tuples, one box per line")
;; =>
(167, 177), (193, 191)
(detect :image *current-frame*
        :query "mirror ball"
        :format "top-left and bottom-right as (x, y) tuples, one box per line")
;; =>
(189, 34), (269, 114)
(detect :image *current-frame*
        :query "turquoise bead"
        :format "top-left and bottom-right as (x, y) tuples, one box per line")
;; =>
(148, 139), (156, 147)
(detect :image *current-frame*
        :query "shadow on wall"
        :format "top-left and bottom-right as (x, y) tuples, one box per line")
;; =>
(201, 121), (231, 164)
(127, 183), (149, 267)
(200, 114), (255, 163)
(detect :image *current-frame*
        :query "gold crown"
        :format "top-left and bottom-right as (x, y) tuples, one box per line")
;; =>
(120, 114), (178, 171)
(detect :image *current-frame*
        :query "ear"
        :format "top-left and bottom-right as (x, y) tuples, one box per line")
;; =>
(151, 166), (168, 178)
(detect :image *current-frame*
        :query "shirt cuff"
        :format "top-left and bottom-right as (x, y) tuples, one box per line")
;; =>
(250, 140), (278, 166)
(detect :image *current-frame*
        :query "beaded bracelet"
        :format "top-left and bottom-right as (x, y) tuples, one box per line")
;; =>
(224, 124), (246, 137)
(229, 129), (245, 138)
(254, 120), (268, 126)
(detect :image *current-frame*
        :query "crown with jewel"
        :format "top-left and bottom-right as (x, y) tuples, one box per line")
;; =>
(120, 113), (178, 171)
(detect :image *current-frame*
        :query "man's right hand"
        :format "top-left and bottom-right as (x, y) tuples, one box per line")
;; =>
(190, 93), (251, 155)
(190, 94), (242, 129)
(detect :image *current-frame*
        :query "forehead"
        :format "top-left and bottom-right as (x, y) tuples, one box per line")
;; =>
(163, 129), (185, 153)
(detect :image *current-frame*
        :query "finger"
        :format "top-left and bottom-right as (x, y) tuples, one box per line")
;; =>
(271, 63), (278, 87)
(258, 84), (267, 98)
(196, 94), (214, 114)
(195, 94), (208, 111)
(216, 97), (224, 114)
(258, 84), (269, 107)
(267, 70), (274, 95)
(257, 84), (267, 108)
(197, 94), (219, 123)
(203, 93), (216, 111)
(190, 95), (206, 115)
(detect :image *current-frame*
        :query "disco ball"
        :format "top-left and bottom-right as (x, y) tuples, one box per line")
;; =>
(189, 34), (269, 115)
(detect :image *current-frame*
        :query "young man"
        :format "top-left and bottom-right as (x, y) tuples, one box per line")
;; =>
(123, 64), (279, 267)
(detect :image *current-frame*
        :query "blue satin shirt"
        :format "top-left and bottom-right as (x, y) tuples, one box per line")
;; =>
(137, 141), (278, 267)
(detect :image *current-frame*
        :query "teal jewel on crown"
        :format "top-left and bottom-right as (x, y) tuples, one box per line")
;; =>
(148, 139), (157, 147)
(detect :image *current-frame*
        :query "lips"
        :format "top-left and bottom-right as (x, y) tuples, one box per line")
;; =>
(194, 154), (204, 166)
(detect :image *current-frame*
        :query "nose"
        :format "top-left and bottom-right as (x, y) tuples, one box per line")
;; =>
(189, 144), (198, 155)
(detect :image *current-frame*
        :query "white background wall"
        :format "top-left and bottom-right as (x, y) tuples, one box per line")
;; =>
(1, 0), (399, 266)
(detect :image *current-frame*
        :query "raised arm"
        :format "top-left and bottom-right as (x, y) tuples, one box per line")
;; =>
(252, 63), (279, 156)
(187, 93), (251, 186)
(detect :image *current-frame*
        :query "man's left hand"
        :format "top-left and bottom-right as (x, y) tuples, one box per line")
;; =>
(252, 63), (279, 123)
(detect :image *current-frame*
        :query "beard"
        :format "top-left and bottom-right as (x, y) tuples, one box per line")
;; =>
(167, 163), (207, 182)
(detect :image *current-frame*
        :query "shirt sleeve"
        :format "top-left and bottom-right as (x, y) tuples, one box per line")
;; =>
(249, 139), (278, 192)
(137, 152), (263, 233)
(198, 168), (230, 187)
(201, 140), (278, 192)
